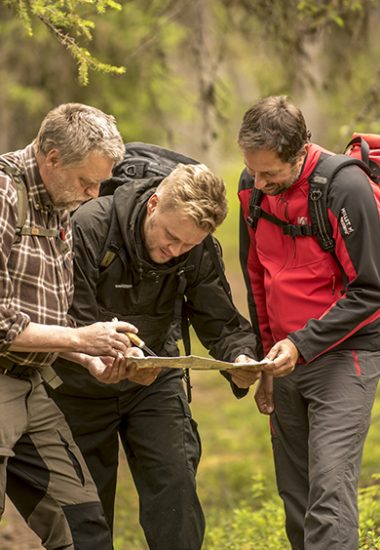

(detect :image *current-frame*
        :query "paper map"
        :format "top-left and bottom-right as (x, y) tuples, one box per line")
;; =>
(130, 355), (270, 371)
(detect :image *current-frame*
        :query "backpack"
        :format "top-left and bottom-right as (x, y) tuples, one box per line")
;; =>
(98, 142), (234, 401)
(247, 133), (380, 252)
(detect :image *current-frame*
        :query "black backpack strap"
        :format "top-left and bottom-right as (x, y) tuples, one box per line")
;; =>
(345, 135), (380, 184)
(259, 210), (315, 237)
(204, 235), (233, 300)
(308, 154), (370, 251)
(246, 154), (370, 250)
(175, 268), (193, 403)
(98, 199), (126, 270)
(247, 187), (264, 229)
(247, 183), (314, 238)
(345, 136), (371, 166)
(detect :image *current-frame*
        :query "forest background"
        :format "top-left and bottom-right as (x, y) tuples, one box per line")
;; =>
(1, 1), (380, 549)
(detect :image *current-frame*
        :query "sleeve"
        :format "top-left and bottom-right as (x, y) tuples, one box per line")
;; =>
(184, 241), (259, 398)
(0, 176), (31, 351)
(185, 243), (259, 363)
(238, 171), (274, 358)
(289, 165), (380, 361)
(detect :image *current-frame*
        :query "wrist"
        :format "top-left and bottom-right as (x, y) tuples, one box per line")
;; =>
(59, 350), (90, 369)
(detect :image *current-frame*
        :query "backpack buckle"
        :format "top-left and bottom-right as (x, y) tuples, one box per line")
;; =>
(310, 189), (323, 201)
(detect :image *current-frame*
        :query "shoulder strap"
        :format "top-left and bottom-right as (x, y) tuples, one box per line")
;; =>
(173, 268), (193, 402)
(0, 159), (61, 239)
(98, 199), (125, 269)
(308, 154), (370, 251)
(204, 235), (233, 299)
(345, 136), (371, 166)
(247, 183), (315, 238)
(0, 161), (28, 235)
(246, 154), (370, 251)
(247, 187), (264, 229)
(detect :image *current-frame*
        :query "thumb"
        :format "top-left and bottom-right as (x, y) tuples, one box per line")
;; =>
(265, 343), (280, 362)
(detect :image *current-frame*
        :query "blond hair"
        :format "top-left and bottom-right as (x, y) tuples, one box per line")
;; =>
(156, 163), (227, 233)
(33, 103), (124, 166)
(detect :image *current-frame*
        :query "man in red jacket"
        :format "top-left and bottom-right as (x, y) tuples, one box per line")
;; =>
(237, 95), (380, 549)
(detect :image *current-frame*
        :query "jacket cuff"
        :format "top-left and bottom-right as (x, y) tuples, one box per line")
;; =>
(220, 370), (249, 399)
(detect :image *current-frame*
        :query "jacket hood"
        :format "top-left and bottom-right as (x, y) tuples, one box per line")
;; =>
(112, 177), (191, 276)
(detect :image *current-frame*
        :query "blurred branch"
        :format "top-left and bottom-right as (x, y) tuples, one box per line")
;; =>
(3, 0), (126, 85)
(122, 0), (193, 63)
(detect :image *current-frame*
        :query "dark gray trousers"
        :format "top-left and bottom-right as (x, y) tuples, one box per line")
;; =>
(271, 349), (380, 550)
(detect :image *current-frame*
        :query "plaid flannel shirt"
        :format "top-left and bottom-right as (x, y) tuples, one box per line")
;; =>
(0, 144), (74, 367)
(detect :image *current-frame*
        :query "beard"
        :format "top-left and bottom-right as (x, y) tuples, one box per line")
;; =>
(260, 163), (302, 196)
(48, 185), (90, 212)
(53, 198), (89, 212)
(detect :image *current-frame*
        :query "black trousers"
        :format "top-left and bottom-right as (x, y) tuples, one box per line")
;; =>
(271, 349), (380, 550)
(46, 372), (205, 550)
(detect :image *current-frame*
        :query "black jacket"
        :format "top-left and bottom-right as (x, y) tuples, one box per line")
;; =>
(53, 178), (258, 396)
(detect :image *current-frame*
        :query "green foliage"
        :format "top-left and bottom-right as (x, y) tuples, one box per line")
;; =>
(2, 0), (380, 155)
(205, 474), (288, 550)
(204, 473), (380, 550)
(297, 0), (365, 28)
(3, 0), (125, 84)
(83, 2), (191, 143)
(359, 476), (380, 548)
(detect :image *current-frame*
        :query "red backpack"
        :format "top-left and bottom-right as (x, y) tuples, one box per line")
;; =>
(345, 133), (380, 184)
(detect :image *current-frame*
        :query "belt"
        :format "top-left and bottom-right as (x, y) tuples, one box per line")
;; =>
(0, 363), (37, 380)
(0, 361), (62, 388)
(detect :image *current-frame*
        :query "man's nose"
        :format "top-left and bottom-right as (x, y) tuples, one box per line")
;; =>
(168, 242), (185, 257)
(85, 183), (101, 198)
(254, 173), (268, 190)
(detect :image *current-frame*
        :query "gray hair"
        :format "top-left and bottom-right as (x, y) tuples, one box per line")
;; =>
(33, 103), (124, 166)
(238, 95), (311, 164)
(157, 163), (227, 233)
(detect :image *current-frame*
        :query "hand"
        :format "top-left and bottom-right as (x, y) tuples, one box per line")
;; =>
(83, 354), (129, 384)
(123, 347), (161, 386)
(254, 372), (274, 415)
(75, 320), (138, 358)
(226, 354), (262, 388)
(262, 338), (299, 377)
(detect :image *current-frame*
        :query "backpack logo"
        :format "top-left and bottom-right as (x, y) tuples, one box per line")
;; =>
(297, 216), (308, 225)
(339, 208), (354, 235)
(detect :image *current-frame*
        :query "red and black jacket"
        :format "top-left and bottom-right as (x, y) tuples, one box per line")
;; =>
(238, 143), (380, 363)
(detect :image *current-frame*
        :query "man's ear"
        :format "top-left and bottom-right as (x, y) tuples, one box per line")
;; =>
(45, 149), (61, 168)
(147, 193), (159, 215)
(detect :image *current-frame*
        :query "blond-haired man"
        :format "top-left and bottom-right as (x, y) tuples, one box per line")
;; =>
(40, 162), (259, 550)
(1, 103), (141, 549)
